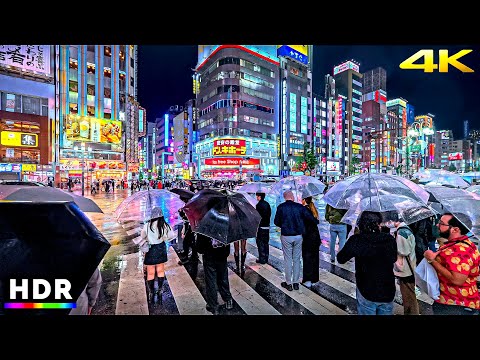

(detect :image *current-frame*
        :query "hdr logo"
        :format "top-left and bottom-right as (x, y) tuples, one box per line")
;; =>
(4, 279), (76, 310)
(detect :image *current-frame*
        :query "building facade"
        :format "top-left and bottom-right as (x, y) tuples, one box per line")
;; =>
(194, 45), (280, 180)
(0, 45), (55, 181)
(57, 45), (140, 188)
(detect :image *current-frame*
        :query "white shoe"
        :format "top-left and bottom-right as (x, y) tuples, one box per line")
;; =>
(303, 281), (312, 288)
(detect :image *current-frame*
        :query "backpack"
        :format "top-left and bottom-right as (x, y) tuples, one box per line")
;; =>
(396, 225), (427, 266)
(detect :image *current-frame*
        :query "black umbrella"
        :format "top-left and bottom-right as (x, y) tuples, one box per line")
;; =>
(169, 188), (195, 202)
(182, 189), (261, 244)
(0, 202), (111, 315)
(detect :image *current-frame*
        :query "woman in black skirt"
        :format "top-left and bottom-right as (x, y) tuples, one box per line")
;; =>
(301, 196), (321, 288)
(140, 207), (176, 303)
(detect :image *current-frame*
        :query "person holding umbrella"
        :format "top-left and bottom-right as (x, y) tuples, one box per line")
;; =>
(301, 196), (321, 288)
(424, 212), (480, 315)
(140, 206), (176, 304)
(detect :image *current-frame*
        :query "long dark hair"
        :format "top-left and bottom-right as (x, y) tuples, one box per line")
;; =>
(149, 216), (171, 238)
(358, 211), (382, 234)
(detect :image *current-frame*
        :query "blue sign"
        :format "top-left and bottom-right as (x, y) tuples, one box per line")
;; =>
(280, 170), (290, 177)
(277, 45), (308, 65)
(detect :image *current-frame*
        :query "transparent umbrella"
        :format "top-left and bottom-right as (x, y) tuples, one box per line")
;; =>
(424, 186), (480, 238)
(113, 189), (185, 226)
(270, 175), (326, 202)
(323, 173), (430, 211)
(237, 182), (272, 194)
(419, 170), (470, 189)
(341, 194), (437, 227)
(466, 185), (480, 195)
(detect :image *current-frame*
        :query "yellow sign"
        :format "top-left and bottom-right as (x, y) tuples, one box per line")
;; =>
(22, 164), (37, 172)
(1, 131), (38, 147)
(277, 45), (308, 56)
(65, 115), (122, 144)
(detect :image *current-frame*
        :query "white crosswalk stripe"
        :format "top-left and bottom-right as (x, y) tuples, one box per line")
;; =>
(113, 220), (433, 315)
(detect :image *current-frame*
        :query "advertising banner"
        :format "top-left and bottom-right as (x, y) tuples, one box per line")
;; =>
(65, 115), (122, 144)
(213, 139), (247, 156)
(205, 158), (260, 166)
(448, 152), (463, 161)
(0, 45), (50, 75)
(1, 131), (38, 147)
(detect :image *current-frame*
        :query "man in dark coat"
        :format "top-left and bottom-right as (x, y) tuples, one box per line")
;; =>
(274, 190), (318, 291)
(255, 192), (271, 264)
(196, 233), (234, 314)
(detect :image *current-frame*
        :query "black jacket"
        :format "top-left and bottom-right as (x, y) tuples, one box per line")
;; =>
(274, 200), (319, 236)
(256, 199), (271, 228)
(195, 233), (230, 261)
(337, 232), (397, 303)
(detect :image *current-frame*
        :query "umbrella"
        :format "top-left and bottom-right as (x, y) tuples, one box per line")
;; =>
(322, 173), (430, 211)
(237, 182), (271, 194)
(424, 186), (480, 238)
(235, 191), (258, 207)
(340, 194), (437, 227)
(169, 188), (195, 202)
(466, 185), (480, 195)
(182, 189), (261, 244)
(0, 185), (103, 213)
(114, 189), (185, 226)
(419, 170), (470, 189)
(270, 175), (326, 201)
(0, 201), (110, 315)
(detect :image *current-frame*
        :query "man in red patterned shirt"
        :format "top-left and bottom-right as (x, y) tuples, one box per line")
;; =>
(424, 212), (480, 315)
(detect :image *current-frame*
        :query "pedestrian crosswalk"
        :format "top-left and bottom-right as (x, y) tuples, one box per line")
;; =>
(106, 219), (435, 315)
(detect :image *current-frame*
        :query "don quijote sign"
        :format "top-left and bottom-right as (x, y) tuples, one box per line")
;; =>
(205, 158), (260, 166)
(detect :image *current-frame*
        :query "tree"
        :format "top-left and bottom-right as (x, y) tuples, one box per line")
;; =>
(295, 142), (318, 174)
(349, 157), (360, 175)
(448, 163), (457, 172)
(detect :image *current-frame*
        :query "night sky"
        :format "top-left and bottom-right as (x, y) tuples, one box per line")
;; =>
(137, 45), (480, 139)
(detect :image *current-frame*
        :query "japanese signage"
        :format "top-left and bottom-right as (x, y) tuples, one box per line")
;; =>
(277, 45), (309, 65)
(0, 45), (50, 75)
(205, 158), (260, 166)
(0, 163), (21, 172)
(65, 115), (122, 144)
(333, 61), (359, 75)
(213, 139), (246, 156)
(59, 159), (126, 171)
(1, 131), (38, 147)
(22, 164), (37, 172)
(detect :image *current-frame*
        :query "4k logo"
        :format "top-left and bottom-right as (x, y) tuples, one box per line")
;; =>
(399, 49), (474, 73)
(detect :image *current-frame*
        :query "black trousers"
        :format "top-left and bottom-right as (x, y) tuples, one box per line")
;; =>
(182, 231), (197, 257)
(432, 302), (479, 315)
(256, 228), (270, 263)
(203, 256), (232, 308)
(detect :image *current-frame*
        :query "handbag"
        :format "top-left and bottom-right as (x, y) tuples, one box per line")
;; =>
(414, 258), (440, 300)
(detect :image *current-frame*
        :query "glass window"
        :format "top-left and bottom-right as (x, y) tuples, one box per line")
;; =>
(87, 45), (95, 53)
(104, 46), (111, 57)
(87, 84), (95, 96)
(87, 105), (95, 116)
(69, 46), (78, 59)
(104, 111), (111, 119)
(104, 87), (111, 98)
(69, 80), (78, 93)
(22, 96), (40, 115)
(69, 103), (78, 114)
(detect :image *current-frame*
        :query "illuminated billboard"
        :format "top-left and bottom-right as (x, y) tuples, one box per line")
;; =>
(0, 45), (50, 75)
(326, 160), (340, 174)
(65, 115), (122, 144)
(386, 98), (407, 108)
(439, 130), (450, 140)
(448, 152), (463, 161)
(1, 131), (38, 147)
(415, 115), (433, 129)
(277, 45), (308, 65)
(333, 61), (359, 75)
(213, 139), (246, 156)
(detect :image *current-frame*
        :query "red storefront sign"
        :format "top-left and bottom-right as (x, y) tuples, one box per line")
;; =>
(213, 139), (247, 156)
(205, 158), (260, 166)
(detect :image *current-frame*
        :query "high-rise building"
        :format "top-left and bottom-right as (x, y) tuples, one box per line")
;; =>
(386, 98), (408, 172)
(0, 45), (55, 182)
(58, 45), (140, 187)
(155, 105), (184, 179)
(362, 67), (387, 173)
(434, 129), (453, 168)
(332, 60), (363, 175)
(312, 93), (328, 179)
(194, 45), (280, 179)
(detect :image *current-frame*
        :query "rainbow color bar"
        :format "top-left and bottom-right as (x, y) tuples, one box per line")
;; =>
(4, 303), (76, 309)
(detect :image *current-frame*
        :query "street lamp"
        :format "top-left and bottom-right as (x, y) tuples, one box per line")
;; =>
(74, 142), (92, 196)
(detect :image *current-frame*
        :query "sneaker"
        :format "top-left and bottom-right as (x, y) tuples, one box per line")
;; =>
(225, 299), (234, 310)
(255, 259), (266, 264)
(303, 281), (312, 288)
(281, 281), (293, 291)
(293, 283), (300, 290)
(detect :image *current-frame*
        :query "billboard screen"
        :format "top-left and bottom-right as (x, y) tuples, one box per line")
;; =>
(448, 152), (463, 161)
(333, 61), (359, 75)
(65, 115), (122, 144)
(0, 45), (50, 75)
(1, 131), (38, 147)
(277, 45), (308, 65)
(213, 139), (247, 156)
